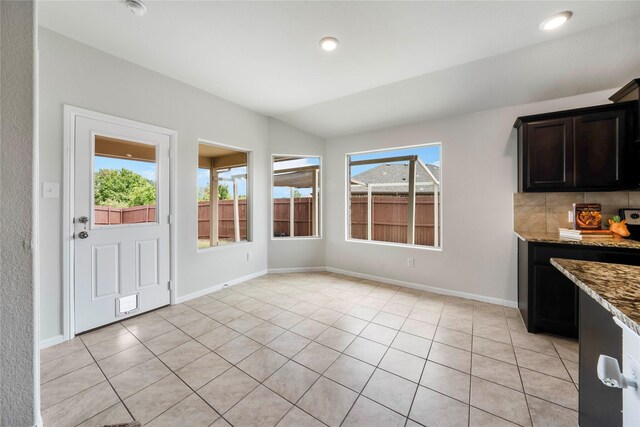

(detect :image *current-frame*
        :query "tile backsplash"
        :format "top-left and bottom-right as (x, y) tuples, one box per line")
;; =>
(514, 191), (640, 233)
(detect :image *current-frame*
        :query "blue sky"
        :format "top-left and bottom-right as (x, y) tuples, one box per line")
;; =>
(350, 144), (440, 177)
(198, 166), (247, 198)
(95, 156), (156, 181)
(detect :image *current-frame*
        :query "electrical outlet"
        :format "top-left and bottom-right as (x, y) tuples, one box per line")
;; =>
(407, 258), (415, 268)
(247, 252), (253, 261)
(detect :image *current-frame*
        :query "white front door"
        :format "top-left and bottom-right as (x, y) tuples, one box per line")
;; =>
(73, 115), (171, 333)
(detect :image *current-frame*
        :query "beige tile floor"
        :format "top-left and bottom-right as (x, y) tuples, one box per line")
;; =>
(41, 272), (580, 427)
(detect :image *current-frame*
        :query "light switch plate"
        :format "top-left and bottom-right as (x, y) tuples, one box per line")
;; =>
(42, 182), (59, 199)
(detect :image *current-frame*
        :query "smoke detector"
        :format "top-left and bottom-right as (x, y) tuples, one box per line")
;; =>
(125, 0), (147, 16)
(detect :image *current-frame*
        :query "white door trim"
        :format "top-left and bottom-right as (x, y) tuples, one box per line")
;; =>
(62, 105), (178, 341)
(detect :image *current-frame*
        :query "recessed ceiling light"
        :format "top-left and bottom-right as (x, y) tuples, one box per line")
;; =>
(319, 37), (339, 52)
(539, 11), (572, 31)
(125, 0), (147, 16)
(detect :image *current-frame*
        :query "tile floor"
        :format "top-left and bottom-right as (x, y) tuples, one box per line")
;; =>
(41, 272), (580, 427)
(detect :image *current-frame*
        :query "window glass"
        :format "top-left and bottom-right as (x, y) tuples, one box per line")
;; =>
(93, 135), (158, 226)
(272, 156), (321, 238)
(347, 144), (441, 248)
(198, 143), (249, 248)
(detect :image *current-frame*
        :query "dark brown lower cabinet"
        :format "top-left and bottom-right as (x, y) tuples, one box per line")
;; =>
(578, 289), (622, 427)
(532, 264), (579, 337)
(518, 239), (640, 338)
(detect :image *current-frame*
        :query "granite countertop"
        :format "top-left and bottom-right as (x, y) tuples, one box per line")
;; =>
(515, 231), (640, 249)
(551, 258), (640, 335)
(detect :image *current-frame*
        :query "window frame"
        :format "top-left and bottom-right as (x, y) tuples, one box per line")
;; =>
(344, 142), (443, 251)
(270, 153), (323, 241)
(197, 138), (253, 252)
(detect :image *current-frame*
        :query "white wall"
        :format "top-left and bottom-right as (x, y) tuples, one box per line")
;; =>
(38, 29), (275, 342)
(324, 89), (616, 306)
(267, 118), (325, 271)
(1, 1), (38, 424)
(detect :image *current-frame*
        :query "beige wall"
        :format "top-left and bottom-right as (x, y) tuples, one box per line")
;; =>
(267, 118), (326, 271)
(514, 191), (640, 233)
(1, 1), (38, 424)
(39, 29), (270, 342)
(325, 88), (619, 307)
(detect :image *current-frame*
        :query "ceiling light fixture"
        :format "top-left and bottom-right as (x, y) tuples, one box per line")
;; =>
(539, 11), (572, 31)
(125, 0), (147, 16)
(319, 36), (339, 52)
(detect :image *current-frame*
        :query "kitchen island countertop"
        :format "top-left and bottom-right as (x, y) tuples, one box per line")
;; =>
(551, 258), (640, 336)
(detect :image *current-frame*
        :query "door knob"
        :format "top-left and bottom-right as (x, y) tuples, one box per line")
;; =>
(78, 231), (89, 239)
(78, 216), (89, 224)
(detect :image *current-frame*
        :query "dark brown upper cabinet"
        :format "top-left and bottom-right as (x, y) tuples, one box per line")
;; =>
(515, 101), (638, 192)
(523, 118), (574, 190)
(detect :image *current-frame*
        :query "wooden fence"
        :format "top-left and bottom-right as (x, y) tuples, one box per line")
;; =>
(95, 202), (248, 241)
(198, 200), (247, 241)
(96, 195), (439, 245)
(273, 198), (315, 237)
(350, 195), (439, 246)
(94, 205), (156, 225)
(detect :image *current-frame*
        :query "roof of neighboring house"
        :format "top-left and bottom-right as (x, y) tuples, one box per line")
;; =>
(351, 163), (440, 194)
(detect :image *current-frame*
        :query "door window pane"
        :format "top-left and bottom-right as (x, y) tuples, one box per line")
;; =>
(198, 143), (250, 248)
(272, 156), (321, 238)
(93, 135), (158, 226)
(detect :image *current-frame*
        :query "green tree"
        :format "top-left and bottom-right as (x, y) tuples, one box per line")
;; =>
(197, 183), (232, 201)
(293, 189), (302, 198)
(197, 185), (210, 202)
(218, 184), (231, 200)
(94, 168), (156, 207)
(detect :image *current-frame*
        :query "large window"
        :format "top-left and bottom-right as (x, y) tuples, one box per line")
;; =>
(197, 142), (250, 249)
(272, 155), (321, 238)
(347, 144), (441, 248)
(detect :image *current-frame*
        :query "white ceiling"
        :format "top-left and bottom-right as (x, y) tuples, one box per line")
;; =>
(39, 1), (640, 137)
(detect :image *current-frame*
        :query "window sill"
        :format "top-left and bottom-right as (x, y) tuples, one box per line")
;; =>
(197, 240), (253, 253)
(345, 238), (442, 252)
(271, 236), (323, 241)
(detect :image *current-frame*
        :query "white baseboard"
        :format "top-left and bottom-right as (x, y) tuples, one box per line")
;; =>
(268, 266), (327, 274)
(326, 267), (518, 309)
(40, 334), (65, 349)
(175, 269), (268, 304)
(79, 265), (514, 314)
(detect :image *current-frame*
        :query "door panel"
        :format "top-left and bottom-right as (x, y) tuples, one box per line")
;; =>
(92, 244), (120, 299)
(74, 115), (171, 333)
(136, 239), (159, 289)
